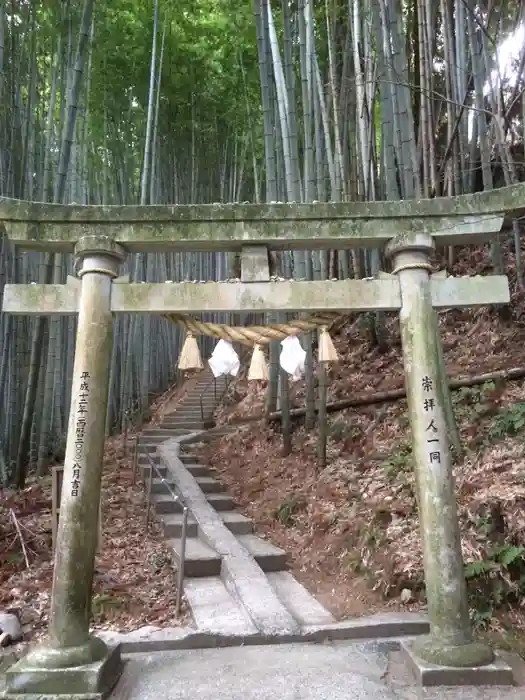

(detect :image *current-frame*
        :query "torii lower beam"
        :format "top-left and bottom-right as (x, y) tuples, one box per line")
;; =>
(1, 274), (511, 315)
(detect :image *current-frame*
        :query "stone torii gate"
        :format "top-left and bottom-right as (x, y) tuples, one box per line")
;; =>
(1, 182), (524, 696)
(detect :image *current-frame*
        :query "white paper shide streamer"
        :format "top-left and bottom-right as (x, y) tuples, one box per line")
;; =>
(279, 336), (306, 381)
(208, 339), (240, 378)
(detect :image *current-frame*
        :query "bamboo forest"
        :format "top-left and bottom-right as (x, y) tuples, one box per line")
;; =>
(2, 0), (524, 490)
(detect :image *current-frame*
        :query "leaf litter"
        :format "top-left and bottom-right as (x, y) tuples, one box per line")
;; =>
(0, 433), (190, 647)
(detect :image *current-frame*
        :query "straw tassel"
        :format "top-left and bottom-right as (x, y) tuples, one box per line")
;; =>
(318, 326), (339, 363)
(247, 343), (269, 381)
(178, 331), (203, 371)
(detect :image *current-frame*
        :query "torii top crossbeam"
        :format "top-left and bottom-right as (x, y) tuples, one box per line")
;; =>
(1, 181), (524, 252)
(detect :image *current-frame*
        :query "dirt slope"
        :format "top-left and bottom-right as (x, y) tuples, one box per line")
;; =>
(0, 387), (194, 647)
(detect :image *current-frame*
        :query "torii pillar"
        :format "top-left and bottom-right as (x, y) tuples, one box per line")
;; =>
(5, 235), (126, 697)
(386, 233), (511, 684)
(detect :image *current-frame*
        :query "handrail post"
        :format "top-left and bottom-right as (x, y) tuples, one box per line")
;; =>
(132, 435), (139, 485)
(142, 450), (187, 616)
(123, 412), (129, 457)
(145, 449), (153, 529)
(175, 506), (188, 617)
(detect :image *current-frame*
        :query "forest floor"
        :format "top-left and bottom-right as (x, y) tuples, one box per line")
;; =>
(0, 379), (193, 651)
(197, 242), (525, 655)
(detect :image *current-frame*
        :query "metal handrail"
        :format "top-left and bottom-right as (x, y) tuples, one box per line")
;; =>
(143, 449), (188, 617)
(123, 412), (141, 485)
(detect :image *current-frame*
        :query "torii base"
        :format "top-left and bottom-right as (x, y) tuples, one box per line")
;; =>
(400, 640), (515, 687)
(3, 637), (123, 699)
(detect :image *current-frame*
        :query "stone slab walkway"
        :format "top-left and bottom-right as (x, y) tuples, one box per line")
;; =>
(111, 642), (524, 700)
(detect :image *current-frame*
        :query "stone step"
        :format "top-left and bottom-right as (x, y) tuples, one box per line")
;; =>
(176, 402), (217, 410)
(150, 476), (223, 496)
(167, 536), (221, 577)
(266, 571), (335, 626)
(153, 491), (234, 515)
(237, 534), (288, 573)
(206, 492), (236, 511)
(138, 453), (161, 464)
(189, 377), (227, 386)
(186, 384), (218, 392)
(166, 413), (214, 423)
(183, 577), (257, 635)
(140, 430), (192, 443)
(141, 428), (191, 436)
(172, 411), (215, 420)
(162, 512), (198, 538)
(179, 454), (205, 465)
(153, 494), (185, 514)
(160, 510), (250, 538)
(137, 444), (160, 454)
(206, 493), (235, 511)
(183, 463), (210, 478)
(179, 412), (216, 421)
(142, 462), (209, 481)
(151, 478), (177, 495)
(177, 427), (235, 445)
(159, 421), (207, 430)
(195, 475), (224, 494)
(182, 394), (222, 406)
(141, 463), (168, 479)
(220, 510), (253, 535)
(160, 420), (209, 428)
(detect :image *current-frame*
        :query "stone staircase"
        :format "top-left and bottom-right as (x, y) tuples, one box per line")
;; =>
(143, 449), (289, 580)
(136, 368), (338, 636)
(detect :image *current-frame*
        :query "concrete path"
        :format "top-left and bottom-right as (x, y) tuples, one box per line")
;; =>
(111, 641), (524, 700)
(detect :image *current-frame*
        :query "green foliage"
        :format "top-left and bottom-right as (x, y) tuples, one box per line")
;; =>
(381, 444), (412, 480)
(30, 0), (263, 201)
(488, 402), (525, 441)
(328, 418), (355, 441)
(449, 382), (525, 448)
(90, 0), (260, 148)
(451, 382), (495, 421)
(465, 544), (525, 630)
(91, 591), (127, 621)
(275, 493), (304, 527)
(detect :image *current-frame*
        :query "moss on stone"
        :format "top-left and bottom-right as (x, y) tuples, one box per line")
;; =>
(1, 180), (525, 222)
(412, 637), (495, 668)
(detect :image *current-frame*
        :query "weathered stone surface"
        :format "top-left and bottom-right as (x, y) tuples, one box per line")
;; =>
(93, 611), (429, 654)
(2, 213), (505, 253)
(385, 233), (494, 667)
(110, 641), (394, 700)
(4, 275), (509, 319)
(48, 243), (123, 651)
(240, 246), (270, 282)
(1, 180), (524, 223)
(2, 278), (80, 315)
(4, 641), (123, 697)
(400, 641), (515, 686)
(430, 275), (509, 308)
(0, 612), (22, 643)
(114, 279), (402, 314)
